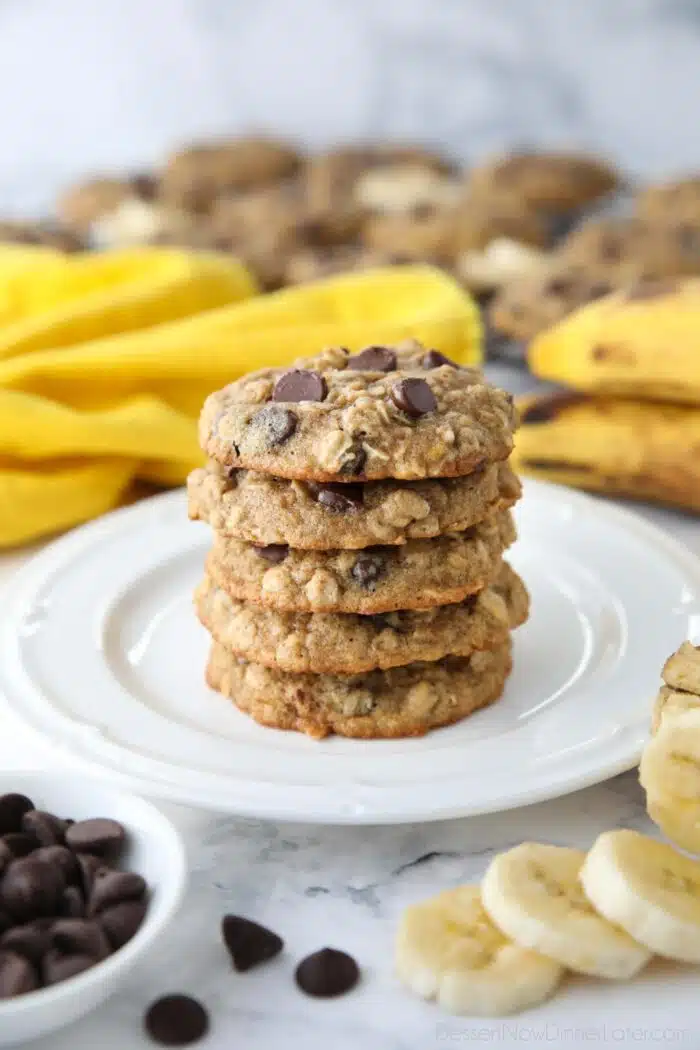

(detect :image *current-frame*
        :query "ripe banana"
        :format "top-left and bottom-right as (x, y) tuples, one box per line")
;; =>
(581, 829), (700, 963)
(481, 842), (651, 978)
(395, 885), (563, 1016)
(651, 686), (700, 735)
(639, 710), (700, 800)
(646, 792), (700, 856)
(663, 641), (700, 695)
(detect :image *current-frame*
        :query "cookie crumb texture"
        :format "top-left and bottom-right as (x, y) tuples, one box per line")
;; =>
(206, 640), (513, 739)
(195, 561), (528, 674)
(200, 343), (515, 481)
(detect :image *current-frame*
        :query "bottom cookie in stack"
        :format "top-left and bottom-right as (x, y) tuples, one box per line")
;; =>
(198, 561), (529, 739)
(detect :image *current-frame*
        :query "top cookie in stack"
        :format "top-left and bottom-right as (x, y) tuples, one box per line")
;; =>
(189, 341), (528, 739)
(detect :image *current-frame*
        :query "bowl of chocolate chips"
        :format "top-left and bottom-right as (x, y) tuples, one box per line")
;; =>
(0, 772), (186, 1045)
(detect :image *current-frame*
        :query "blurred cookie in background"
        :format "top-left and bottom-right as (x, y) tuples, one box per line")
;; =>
(466, 150), (621, 215)
(57, 175), (155, 235)
(0, 219), (85, 252)
(635, 175), (700, 223)
(489, 263), (615, 343)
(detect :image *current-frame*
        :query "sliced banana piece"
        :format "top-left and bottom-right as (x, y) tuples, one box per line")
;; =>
(640, 710), (700, 800)
(481, 842), (651, 979)
(651, 686), (700, 735)
(581, 828), (700, 963)
(395, 885), (563, 1016)
(647, 792), (700, 855)
(663, 641), (700, 695)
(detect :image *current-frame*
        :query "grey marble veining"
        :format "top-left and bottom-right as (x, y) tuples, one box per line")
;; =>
(1, 0), (700, 214)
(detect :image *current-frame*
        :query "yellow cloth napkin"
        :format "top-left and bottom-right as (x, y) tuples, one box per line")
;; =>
(0, 248), (481, 547)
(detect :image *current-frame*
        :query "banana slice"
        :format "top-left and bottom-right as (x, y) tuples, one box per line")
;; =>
(581, 828), (700, 963)
(663, 641), (700, 695)
(651, 686), (700, 735)
(481, 842), (651, 978)
(646, 792), (700, 855)
(639, 710), (700, 799)
(395, 885), (563, 1016)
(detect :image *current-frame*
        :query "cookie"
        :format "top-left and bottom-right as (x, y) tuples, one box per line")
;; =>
(528, 276), (700, 404)
(188, 460), (520, 549)
(354, 165), (461, 215)
(361, 209), (456, 264)
(558, 216), (700, 280)
(194, 561), (529, 674)
(206, 639), (512, 739)
(283, 245), (391, 285)
(56, 177), (151, 233)
(160, 137), (301, 213)
(466, 151), (619, 214)
(514, 391), (700, 512)
(455, 238), (548, 296)
(452, 193), (551, 252)
(635, 177), (700, 223)
(489, 263), (617, 342)
(200, 343), (515, 482)
(0, 220), (84, 252)
(205, 509), (516, 614)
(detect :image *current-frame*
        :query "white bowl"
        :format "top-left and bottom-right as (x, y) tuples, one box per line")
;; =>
(0, 771), (186, 1045)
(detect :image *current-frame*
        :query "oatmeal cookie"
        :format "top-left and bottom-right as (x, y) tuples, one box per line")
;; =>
(200, 342), (516, 481)
(466, 151), (620, 213)
(635, 177), (700, 223)
(206, 639), (512, 739)
(188, 461), (521, 549)
(0, 220), (84, 252)
(194, 561), (529, 674)
(489, 263), (617, 342)
(57, 175), (155, 234)
(206, 509), (516, 614)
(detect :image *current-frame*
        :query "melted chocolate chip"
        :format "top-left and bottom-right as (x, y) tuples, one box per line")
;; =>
(422, 350), (457, 369)
(339, 441), (367, 476)
(519, 392), (587, 425)
(145, 994), (210, 1047)
(308, 483), (364, 512)
(346, 346), (397, 372)
(295, 947), (360, 998)
(251, 406), (298, 447)
(253, 544), (289, 564)
(351, 553), (386, 588)
(272, 369), (327, 403)
(390, 378), (437, 418)
(221, 914), (284, 972)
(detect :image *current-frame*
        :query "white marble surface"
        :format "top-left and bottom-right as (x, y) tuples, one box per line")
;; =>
(2, 0), (700, 214)
(0, 360), (698, 1047)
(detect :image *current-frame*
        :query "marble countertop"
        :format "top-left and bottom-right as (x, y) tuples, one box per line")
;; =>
(2, 362), (699, 1049)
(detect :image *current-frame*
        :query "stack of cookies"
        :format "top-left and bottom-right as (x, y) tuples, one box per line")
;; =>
(188, 340), (528, 739)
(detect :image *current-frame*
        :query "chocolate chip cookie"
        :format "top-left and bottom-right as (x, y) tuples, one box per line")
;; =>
(635, 177), (700, 224)
(489, 263), (617, 342)
(56, 176), (152, 234)
(188, 460), (521, 549)
(0, 220), (84, 252)
(466, 151), (620, 214)
(194, 561), (528, 673)
(206, 639), (512, 739)
(200, 343), (516, 482)
(205, 509), (516, 614)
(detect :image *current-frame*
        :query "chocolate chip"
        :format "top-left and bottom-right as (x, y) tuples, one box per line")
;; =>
(294, 947), (360, 998)
(390, 378), (437, 418)
(131, 173), (158, 200)
(545, 276), (574, 297)
(89, 870), (146, 914)
(338, 441), (367, 476)
(42, 950), (95, 987)
(351, 553), (386, 588)
(272, 369), (327, 403)
(221, 914), (284, 972)
(412, 201), (436, 220)
(519, 392), (587, 425)
(65, 818), (126, 858)
(145, 994), (210, 1046)
(22, 810), (66, 847)
(50, 919), (110, 961)
(59, 885), (85, 918)
(598, 234), (623, 262)
(0, 856), (64, 921)
(0, 912), (11, 936)
(76, 853), (102, 897)
(422, 350), (458, 369)
(251, 405), (298, 447)
(33, 845), (79, 885)
(346, 346), (397, 372)
(588, 281), (613, 301)
(678, 224), (700, 253)
(0, 794), (34, 835)
(0, 922), (50, 966)
(0, 842), (12, 875)
(0, 950), (39, 998)
(253, 544), (289, 564)
(308, 482), (364, 512)
(2, 833), (38, 858)
(100, 900), (147, 950)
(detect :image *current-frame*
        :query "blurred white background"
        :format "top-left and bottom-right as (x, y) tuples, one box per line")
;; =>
(1, 0), (699, 213)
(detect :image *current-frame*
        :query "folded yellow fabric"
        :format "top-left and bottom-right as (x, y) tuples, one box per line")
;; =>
(529, 278), (700, 405)
(513, 390), (700, 512)
(0, 250), (481, 547)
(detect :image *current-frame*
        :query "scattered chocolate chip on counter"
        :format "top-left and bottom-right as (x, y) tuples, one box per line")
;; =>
(145, 994), (210, 1047)
(0, 792), (148, 1000)
(294, 947), (360, 998)
(221, 914), (284, 972)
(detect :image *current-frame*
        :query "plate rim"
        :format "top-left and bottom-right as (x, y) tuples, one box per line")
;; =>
(0, 479), (697, 824)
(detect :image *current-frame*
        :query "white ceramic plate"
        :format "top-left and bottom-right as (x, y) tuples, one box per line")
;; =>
(1, 480), (698, 824)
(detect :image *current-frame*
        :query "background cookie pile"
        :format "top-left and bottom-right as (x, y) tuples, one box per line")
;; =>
(187, 341), (528, 738)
